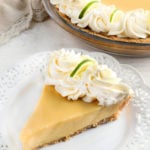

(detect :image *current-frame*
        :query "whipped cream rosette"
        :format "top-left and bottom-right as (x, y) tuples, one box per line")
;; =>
(46, 49), (133, 106)
(50, 0), (150, 38)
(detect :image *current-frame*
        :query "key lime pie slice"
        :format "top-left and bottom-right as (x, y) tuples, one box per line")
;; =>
(50, 0), (150, 39)
(20, 49), (133, 150)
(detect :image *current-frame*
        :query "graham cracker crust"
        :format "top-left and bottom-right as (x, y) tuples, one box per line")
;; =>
(34, 115), (117, 150)
(54, 7), (150, 44)
(33, 96), (131, 150)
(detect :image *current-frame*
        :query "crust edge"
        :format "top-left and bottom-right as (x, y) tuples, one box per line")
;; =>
(54, 6), (150, 44)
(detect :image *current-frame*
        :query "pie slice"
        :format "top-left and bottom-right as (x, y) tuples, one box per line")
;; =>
(20, 85), (131, 150)
(20, 50), (133, 150)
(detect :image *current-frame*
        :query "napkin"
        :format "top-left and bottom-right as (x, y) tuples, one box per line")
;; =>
(0, 0), (48, 45)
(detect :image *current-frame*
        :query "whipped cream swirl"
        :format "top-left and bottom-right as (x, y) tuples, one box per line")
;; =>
(46, 49), (133, 106)
(50, 0), (150, 38)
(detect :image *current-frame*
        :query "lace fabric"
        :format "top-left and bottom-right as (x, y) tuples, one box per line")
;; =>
(0, 0), (48, 45)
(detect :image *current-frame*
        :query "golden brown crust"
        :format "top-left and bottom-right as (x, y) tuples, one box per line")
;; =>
(54, 7), (150, 44)
(33, 96), (131, 150)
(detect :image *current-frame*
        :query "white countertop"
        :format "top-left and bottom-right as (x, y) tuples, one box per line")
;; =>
(0, 19), (150, 84)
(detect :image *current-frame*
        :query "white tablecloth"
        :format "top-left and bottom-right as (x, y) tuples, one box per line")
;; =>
(0, 19), (150, 84)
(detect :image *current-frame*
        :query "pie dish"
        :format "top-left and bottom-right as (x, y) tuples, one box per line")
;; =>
(0, 49), (149, 150)
(43, 0), (150, 56)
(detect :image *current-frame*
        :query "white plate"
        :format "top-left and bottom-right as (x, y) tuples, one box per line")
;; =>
(0, 48), (150, 150)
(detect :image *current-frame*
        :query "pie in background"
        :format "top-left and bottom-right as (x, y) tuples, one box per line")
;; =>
(50, 0), (150, 39)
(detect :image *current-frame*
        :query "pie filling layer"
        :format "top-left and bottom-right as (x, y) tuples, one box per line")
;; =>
(20, 86), (130, 150)
(103, 0), (150, 11)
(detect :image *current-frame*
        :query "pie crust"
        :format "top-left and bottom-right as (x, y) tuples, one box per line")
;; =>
(56, 8), (150, 44)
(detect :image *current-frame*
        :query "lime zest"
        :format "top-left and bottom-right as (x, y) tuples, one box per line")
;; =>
(70, 59), (93, 77)
(110, 9), (118, 22)
(79, 0), (99, 19)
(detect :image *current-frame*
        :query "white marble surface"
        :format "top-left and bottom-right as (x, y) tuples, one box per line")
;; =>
(0, 19), (150, 85)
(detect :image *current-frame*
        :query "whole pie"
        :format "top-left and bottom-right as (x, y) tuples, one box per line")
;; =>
(50, 0), (150, 39)
(20, 49), (133, 150)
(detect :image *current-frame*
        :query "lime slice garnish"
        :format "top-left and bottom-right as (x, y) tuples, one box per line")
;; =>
(79, 0), (99, 19)
(110, 9), (123, 23)
(70, 59), (94, 77)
